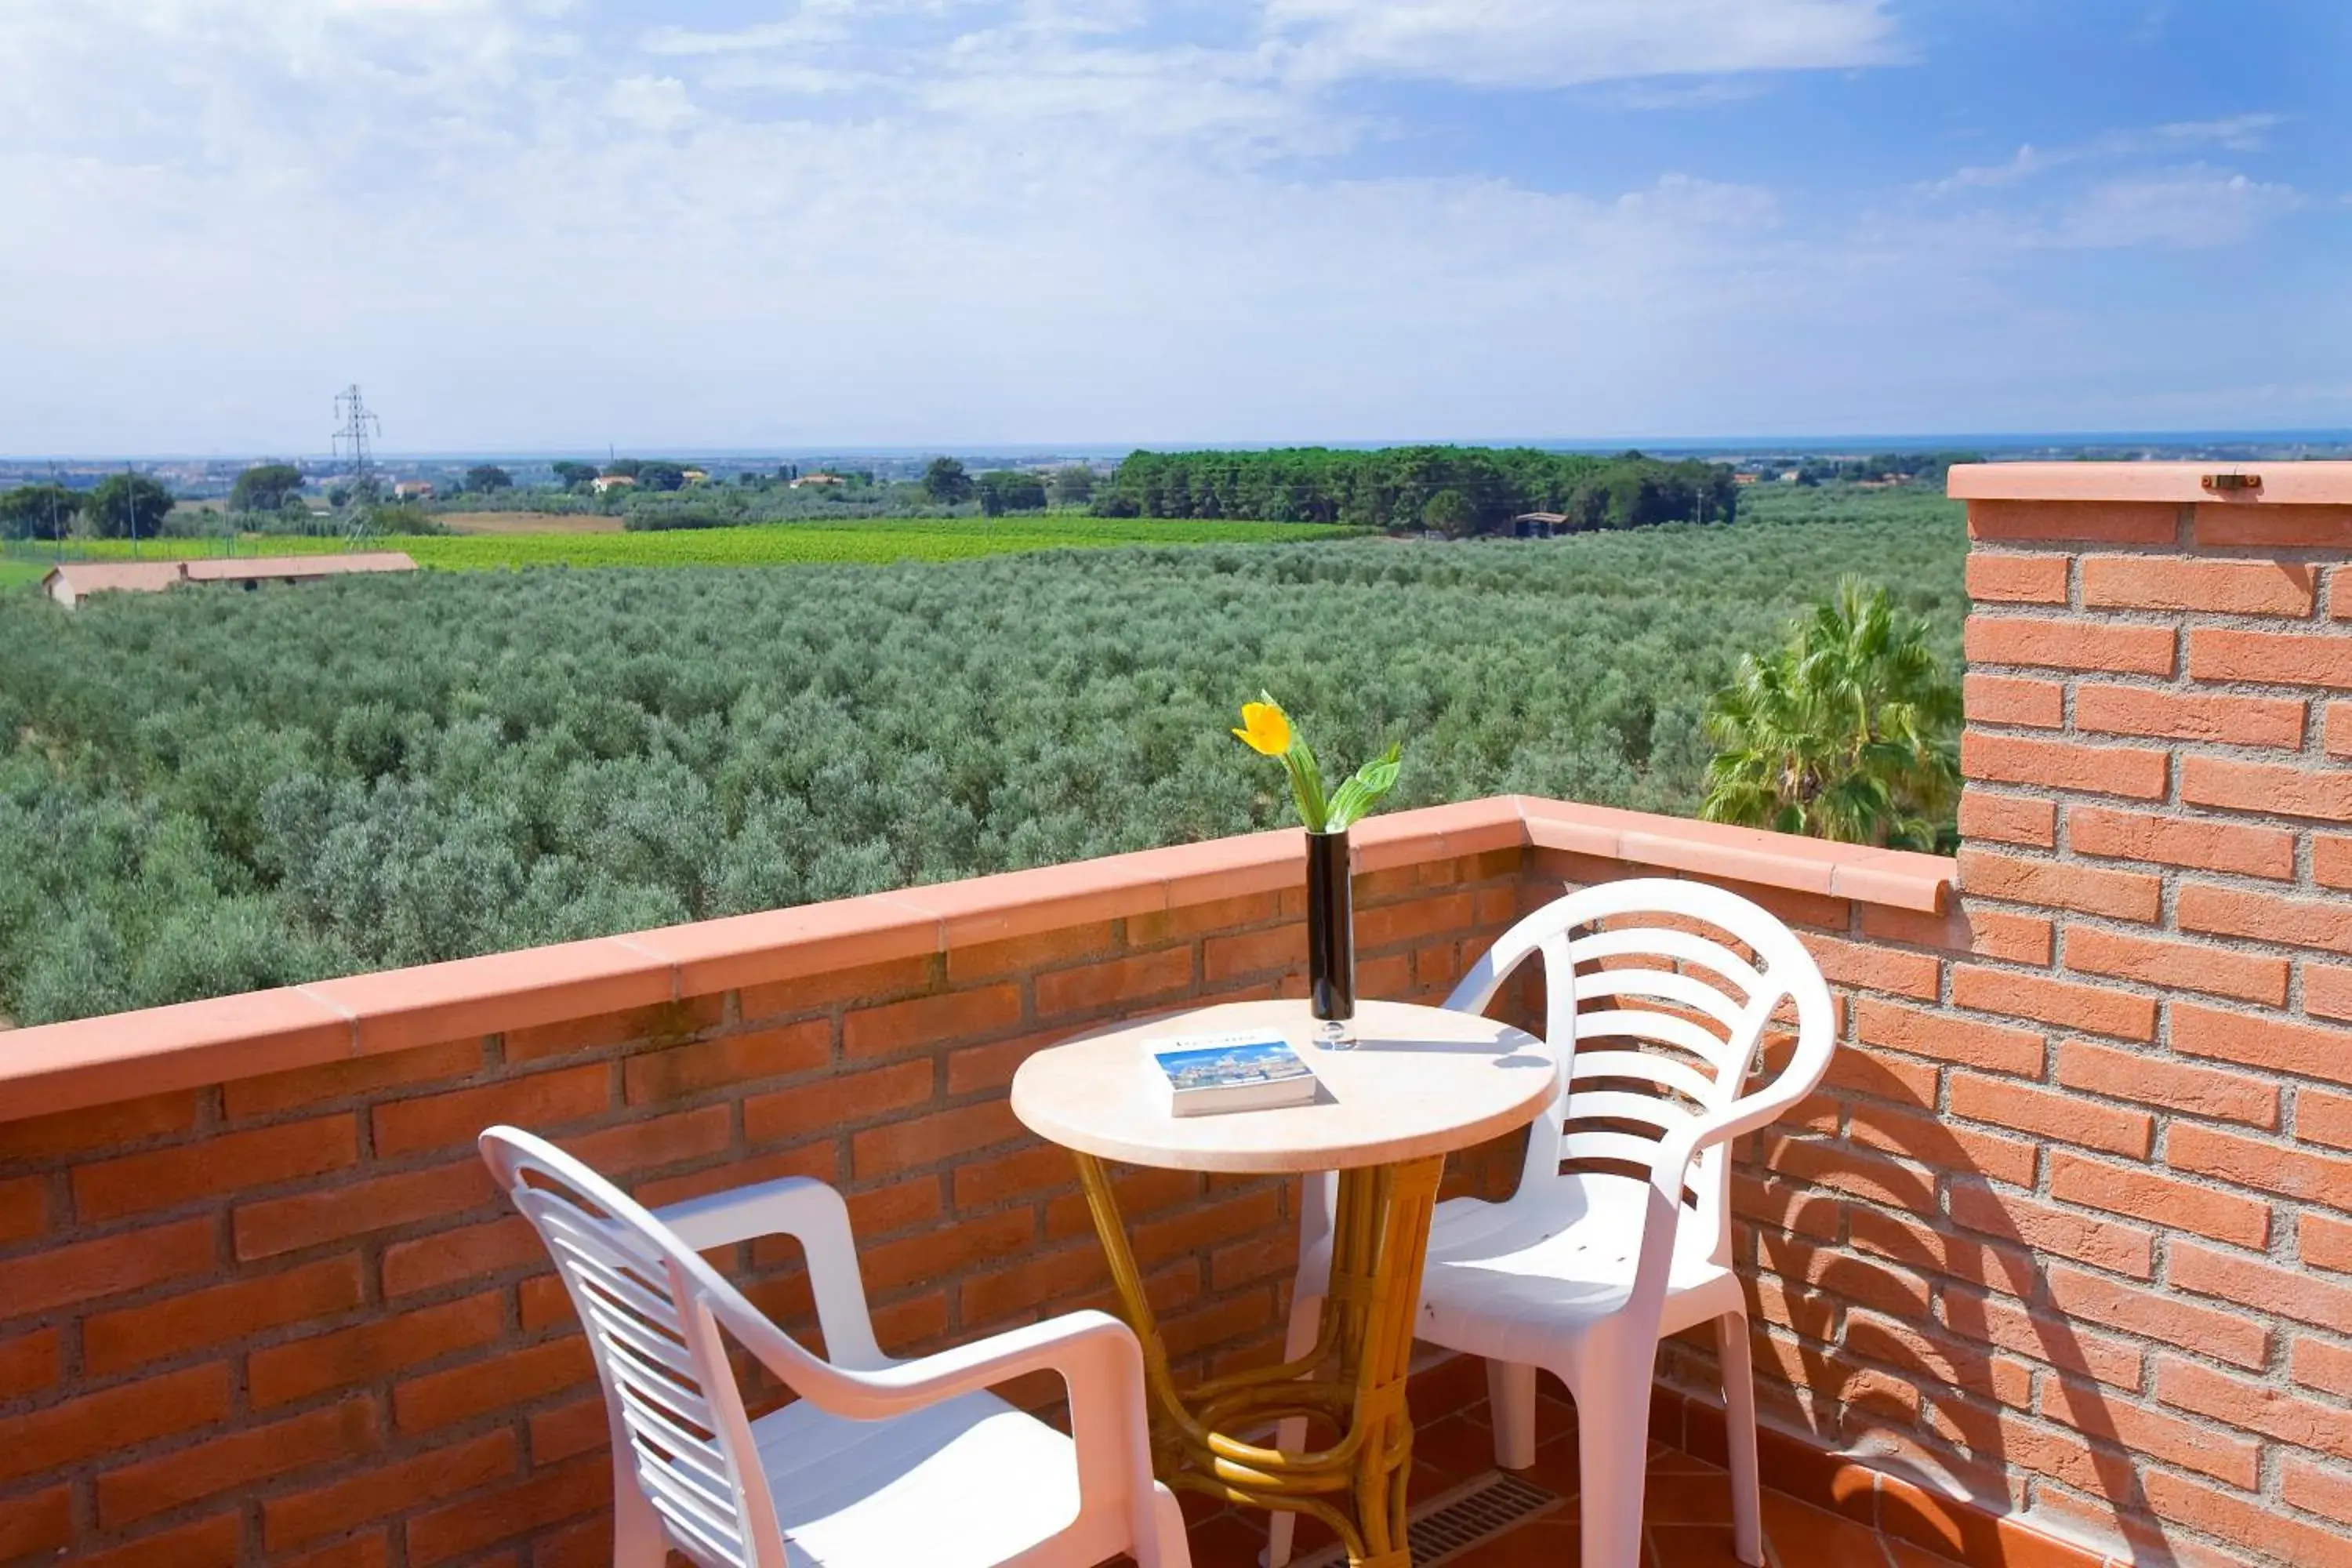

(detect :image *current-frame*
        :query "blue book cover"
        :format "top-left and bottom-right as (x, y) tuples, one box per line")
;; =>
(1154, 1032), (1316, 1114)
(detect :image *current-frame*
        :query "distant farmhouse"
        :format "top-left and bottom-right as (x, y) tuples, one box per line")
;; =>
(1510, 512), (1566, 539)
(789, 473), (845, 489)
(42, 553), (418, 610)
(392, 480), (435, 501)
(591, 474), (638, 495)
(681, 468), (710, 486)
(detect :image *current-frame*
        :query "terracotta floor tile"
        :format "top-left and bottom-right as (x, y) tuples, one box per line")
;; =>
(1759, 1487), (1897, 1568)
(1649, 1523), (1753, 1566)
(1641, 1466), (1738, 1526)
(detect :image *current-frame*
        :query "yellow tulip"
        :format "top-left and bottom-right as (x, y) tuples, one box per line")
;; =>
(1232, 700), (1292, 757)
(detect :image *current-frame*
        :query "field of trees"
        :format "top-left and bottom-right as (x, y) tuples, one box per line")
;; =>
(0, 487), (1964, 1024)
(4, 515), (1357, 573)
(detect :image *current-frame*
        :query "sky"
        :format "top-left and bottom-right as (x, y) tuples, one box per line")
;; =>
(1, 0), (2347, 455)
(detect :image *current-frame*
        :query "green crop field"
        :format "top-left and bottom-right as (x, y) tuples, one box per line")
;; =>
(11, 514), (1359, 575)
(0, 485), (1965, 1024)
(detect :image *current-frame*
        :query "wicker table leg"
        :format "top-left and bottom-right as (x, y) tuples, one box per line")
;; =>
(1072, 1152), (1448, 1568)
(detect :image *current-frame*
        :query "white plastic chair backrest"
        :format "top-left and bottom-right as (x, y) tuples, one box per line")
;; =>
(1446, 877), (1835, 1265)
(481, 1127), (794, 1568)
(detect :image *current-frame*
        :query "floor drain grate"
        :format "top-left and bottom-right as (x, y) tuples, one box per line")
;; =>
(1285, 1471), (1563, 1568)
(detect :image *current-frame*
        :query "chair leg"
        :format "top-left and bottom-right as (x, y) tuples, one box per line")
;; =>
(1145, 1484), (1193, 1568)
(1486, 1359), (1539, 1470)
(1571, 1357), (1653, 1568)
(1262, 1292), (1323, 1568)
(1716, 1312), (1763, 1566)
(612, 1466), (667, 1568)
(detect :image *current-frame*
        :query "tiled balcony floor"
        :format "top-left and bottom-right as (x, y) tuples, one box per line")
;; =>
(1174, 1360), (1959, 1568)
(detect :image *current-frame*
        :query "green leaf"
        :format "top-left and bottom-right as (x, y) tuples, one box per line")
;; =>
(1324, 742), (1400, 831)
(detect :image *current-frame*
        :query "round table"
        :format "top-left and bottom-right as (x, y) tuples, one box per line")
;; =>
(1011, 998), (1555, 1568)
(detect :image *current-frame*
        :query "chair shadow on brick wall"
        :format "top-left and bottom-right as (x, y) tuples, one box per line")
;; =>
(1694, 1047), (2185, 1566)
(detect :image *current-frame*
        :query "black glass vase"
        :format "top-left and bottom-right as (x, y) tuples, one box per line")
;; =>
(1305, 827), (1356, 1047)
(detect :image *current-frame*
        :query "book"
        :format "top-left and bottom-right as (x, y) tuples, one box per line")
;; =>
(1154, 1031), (1319, 1117)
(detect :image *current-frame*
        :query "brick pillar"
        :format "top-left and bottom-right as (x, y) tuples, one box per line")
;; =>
(1950, 461), (2352, 1564)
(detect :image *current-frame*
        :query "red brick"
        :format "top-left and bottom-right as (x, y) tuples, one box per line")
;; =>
(1131, 1189), (1283, 1268)
(0, 1363), (231, 1483)
(556, 1105), (731, 1177)
(950, 1143), (1076, 1210)
(1797, 933), (1940, 1000)
(2171, 1121), (2352, 1213)
(2158, 1354), (2352, 1457)
(2284, 1458), (2352, 1530)
(1965, 615), (2175, 676)
(2329, 700), (2352, 758)
(1947, 1071), (2152, 1157)
(1956, 789), (2056, 848)
(394, 1337), (594, 1432)
(2173, 1000), (2352, 1087)
(1946, 1178), (2154, 1277)
(2181, 754), (2352, 822)
(74, 1114), (360, 1222)
(503, 996), (724, 1062)
(2143, 1468), (2352, 1568)
(372, 1065), (610, 1158)
(2304, 1211), (2352, 1273)
(1967, 499), (2177, 545)
(74, 1515), (241, 1568)
(2318, 833), (2352, 891)
(2040, 1376), (2260, 1487)
(2313, 964), (2352, 1023)
(0, 1091), (201, 1160)
(1127, 891), (1283, 949)
(1962, 731), (2167, 799)
(1203, 923), (1303, 982)
(633, 1144), (835, 1210)
(2081, 554), (2317, 615)
(236, 1160), (495, 1261)
(2047, 1149), (2271, 1248)
(2190, 626), (2352, 689)
(2063, 925), (2288, 1006)
(0, 1488), (70, 1562)
(1864, 905), (2053, 965)
(0, 1215), (213, 1317)
(1034, 946), (1194, 1019)
(842, 983), (1022, 1061)
(264, 1429), (519, 1549)
(2073, 683), (2307, 748)
(2054, 1039), (2278, 1127)
(1854, 998), (2044, 1076)
(1956, 848), (2160, 921)
(225, 1040), (485, 1119)
(956, 1242), (1114, 1323)
(404, 1450), (611, 1567)
(742, 1058), (934, 1145)
(2173, 1240), (2352, 1337)
(946, 923), (1119, 985)
(1966, 553), (2070, 604)
(2304, 1086), (2352, 1152)
(2196, 504), (2352, 549)
(2064, 804), (2295, 879)
(96, 1396), (379, 1527)
(854, 1208), (1035, 1294)
(0, 1175), (43, 1244)
(2044, 1264), (2270, 1369)
(1962, 674), (2063, 728)
(251, 1290), (507, 1409)
(2179, 881), (2352, 956)
(1833, 1105), (2038, 1190)
(2297, 1336), (2352, 1399)
(527, 1396), (609, 1465)
(738, 954), (938, 1023)
(623, 1019), (830, 1102)
(83, 1254), (366, 1375)
(380, 1214), (539, 1296)
(849, 1099), (1022, 1180)
(0, 1327), (60, 1400)
(1950, 964), (2154, 1041)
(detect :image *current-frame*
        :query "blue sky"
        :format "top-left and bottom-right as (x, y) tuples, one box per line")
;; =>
(1, 1), (2345, 453)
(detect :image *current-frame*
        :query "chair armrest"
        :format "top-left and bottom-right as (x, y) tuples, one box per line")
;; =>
(654, 1176), (885, 1370)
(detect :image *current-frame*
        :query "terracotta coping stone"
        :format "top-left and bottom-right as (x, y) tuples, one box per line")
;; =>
(0, 794), (1955, 1124)
(1949, 460), (2352, 506)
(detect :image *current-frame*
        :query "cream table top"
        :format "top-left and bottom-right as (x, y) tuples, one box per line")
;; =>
(1009, 997), (1555, 1174)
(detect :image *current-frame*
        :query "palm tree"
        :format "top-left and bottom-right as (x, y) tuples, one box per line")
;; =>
(1700, 577), (1961, 851)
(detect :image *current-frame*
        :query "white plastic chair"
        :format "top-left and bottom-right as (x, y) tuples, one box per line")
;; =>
(1266, 878), (1836, 1568)
(480, 1127), (1190, 1568)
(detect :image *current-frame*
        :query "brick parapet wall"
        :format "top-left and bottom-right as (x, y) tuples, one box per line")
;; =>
(0, 837), (1553, 1568)
(1642, 467), (2352, 1568)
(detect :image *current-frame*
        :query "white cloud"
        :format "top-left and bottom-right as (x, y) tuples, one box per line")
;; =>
(1264, 0), (1901, 88)
(2045, 168), (2303, 251)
